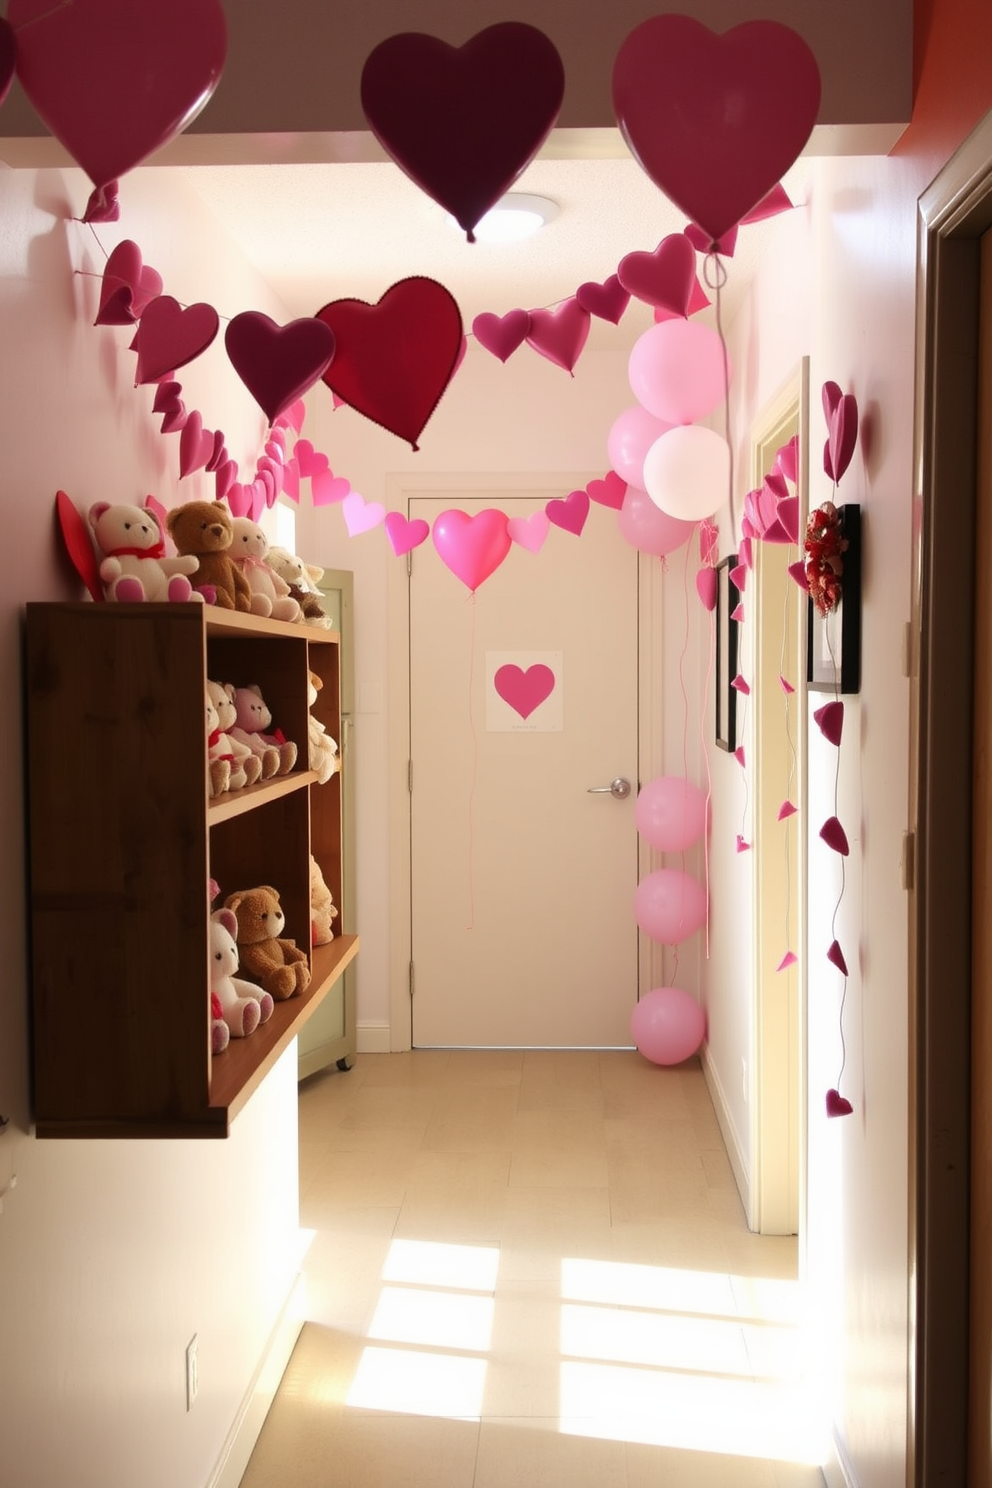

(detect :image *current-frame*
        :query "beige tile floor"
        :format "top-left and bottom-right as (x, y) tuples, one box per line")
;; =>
(240, 1050), (826, 1488)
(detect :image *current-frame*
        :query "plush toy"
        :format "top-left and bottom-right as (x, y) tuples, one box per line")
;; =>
(306, 670), (339, 784)
(229, 684), (297, 777)
(206, 687), (231, 797)
(211, 990), (230, 1054)
(266, 545), (333, 628)
(166, 500), (253, 611)
(223, 885), (311, 1001)
(229, 518), (302, 622)
(310, 855), (338, 946)
(209, 908), (275, 1036)
(88, 501), (201, 603)
(206, 679), (262, 788)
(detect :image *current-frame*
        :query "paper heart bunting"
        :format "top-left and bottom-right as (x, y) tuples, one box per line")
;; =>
(612, 15), (821, 243)
(0, 16), (16, 110)
(731, 602), (745, 623)
(654, 277), (711, 322)
(226, 483), (250, 519)
(276, 399), (307, 434)
(160, 402), (186, 434)
(777, 951), (798, 971)
(507, 512), (551, 553)
(736, 835), (751, 853)
(586, 471), (627, 510)
(788, 559), (808, 590)
(734, 746), (746, 767)
(215, 459), (237, 501)
(813, 701), (845, 746)
(827, 939), (849, 976)
(575, 275), (631, 324)
(826, 1089), (853, 1118)
(133, 295), (220, 384)
(152, 380), (182, 415)
(432, 508), (511, 593)
(823, 383), (859, 483)
(731, 674), (750, 695)
(742, 183), (794, 224)
(776, 434), (800, 484)
(618, 234), (696, 316)
(294, 439), (329, 478)
(9, 0), (227, 190)
(384, 512), (430, 557)
(494, 663), (556, 720)
(225, 312), (336, 425)
(316, 277), (463, 449)
(696, 567), (717, 611)
(311, 471), (351, 507)
(820, 816), (850, 855)
(730, 565), (747, 593)
(204, 430), (226, 473)
(778, 801), (797, 820)
(361, 22), (565, 240)
(779, 675), (795, 695)
(342, 493), (386, 536)
(281, 458), (300, 502)
(525, 299), (591, 375)
(545, 490), (589, 536)
(472, 309), (531, 362)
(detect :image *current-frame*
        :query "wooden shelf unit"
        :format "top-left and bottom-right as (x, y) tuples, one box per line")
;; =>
(24, 602), (358, 1138)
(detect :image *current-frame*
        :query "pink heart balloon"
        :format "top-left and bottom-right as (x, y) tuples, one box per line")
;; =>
(225, 311), (336, 425)
(545, 489), (590, 536)
(507, 511), (550, 553)
(311, 471), (351, 507)
(95, 240), (163, 325)
(179, 410), (213, 477)
(494, 663), (556, 720)
(133, 295), (220, 384)
(525, 299), (591, 374)
(384, 512), (431, 557)
(612, 16), (821, 243)
(586, 471), (627, 510)
(432, 508), (511, 593)
(472, 309), (531, 362)
(9, 0), (227, 189)
(618, 234), (697, 316)
(342, 493), (386, 536)
(575, 275), (630, 325)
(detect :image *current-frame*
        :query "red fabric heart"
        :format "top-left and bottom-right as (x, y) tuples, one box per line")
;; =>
(494, 663), (556, 720)
(472, 309), (531, 362)
(586, 472), (627, 510)
(9, 0), (227, 189)
(575, 275), (630, 324)
(432, 508), (511, 592)
(525, 299), (591, 374)
(95, 240), (163, 325)
(361, 22), (564, 239)
(317, 278), (463, 449)
(826, 1089), (853, 1118)
(225, 312), (336, 425)
(618, 234), (697, 316)
(612, 16), (821, 242)
(55, 489), (103, 602)
(384, 512), (430, 557)
(133, 295), (219, 384)
(545, 490), (589, 536)
(820, 816), (850, 855)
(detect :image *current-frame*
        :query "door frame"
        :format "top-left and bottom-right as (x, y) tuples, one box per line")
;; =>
(384, 470), (662, 1051)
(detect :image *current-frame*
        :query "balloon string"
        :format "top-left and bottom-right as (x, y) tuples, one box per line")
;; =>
(706, 252), (736, 548)
(465, 591), (478, 931)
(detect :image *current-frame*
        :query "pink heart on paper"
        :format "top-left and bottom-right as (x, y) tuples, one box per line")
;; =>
(820, 816), (850, 855)
(432, 508), (511, 593)
(507, 511), (550, 553)
(225, 311), (336, 425)
(813, 701), (845, 746)
(494, 663), (556, 720)
(618, 233), (696, 316)
(133, 295), (219, 384)
(696, 567), (717, 611)
(472, 308), (531, 362)
(575, 274), (630, 324)
(546, 489), (589, 536)
(226, 483), (251, 518)
(826, 1089), (854, 1118)
(312, 470), (351, 507)
(342, 492), (386, 536)
(282, 458), (300, 503)
(179, 411), (213, 477)
(526, 299), (591, 374)
(95, 240), (163, 326)
(295, 439), (329, 478)
(823, 383), (859, 483)
(731, 674), (750, 695)
(586, 471), (627, 510)
(684, 223), (738, 258)
(384, 512), (430, 556)
(827, 939), (849, 976)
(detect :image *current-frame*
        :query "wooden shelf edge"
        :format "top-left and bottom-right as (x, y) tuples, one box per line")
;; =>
(35, 1112), (229, 1140)
(205, 608), (340, 644)
(208, 768), (318, 824)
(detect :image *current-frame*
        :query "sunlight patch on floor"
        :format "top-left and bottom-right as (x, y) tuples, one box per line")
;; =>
(347, 1346), (488, 1419)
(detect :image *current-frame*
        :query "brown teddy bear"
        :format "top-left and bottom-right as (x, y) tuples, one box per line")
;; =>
(224, 885), (311, 1000)
(166, 500), (252, 611)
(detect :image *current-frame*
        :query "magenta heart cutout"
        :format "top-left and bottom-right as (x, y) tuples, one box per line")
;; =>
(507, 512), (550, 553)
(215, 459), (237, 501)
(432, 508), (511, 593)
(813, 701), (845, 746)
(384, 512), (430, 557)
(575, 275), (630, 325)
(545, 490), (589, 536)
(820, 816), (850, 856)
(361, 22), (564, 239)
(133, 295), (220, 384)
(776, 436), (799, 485)
(827, 939), (849, 976)
(179, 411), (213, 477)
(294, 439), (329, 478)
(152, 379), (182, 414)
(777, 951), (798, 971)
(225, 311), (336, 425)
(95, 240), (163, 326)
(587, 472), (627, 510)
(788, 560), (808, 590)
(282, 458), (300, 503)
(9, 0), (227, 189)
(343, 493), (386, 536)
(494, 664), (556, 719)
(618, 234), (697, 316)
(472, 309), (531, 362)
(525, 299), (591, 374)
(778, 801), (797, 821)
(204, 431), (226, 473)
(696, 567), (717, 611)
(730, 565), (747, 592)
(612, 16), (821, 243)
(825, 392), (859, 483)
(311, 471), (351, 507)
(777, 495), (800, 544)
(226, 483), (251, 519)
(826, 1089), (854, 1118)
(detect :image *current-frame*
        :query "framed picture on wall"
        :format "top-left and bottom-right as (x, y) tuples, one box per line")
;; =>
(715, 556), (740, 751)
(807, 503), (862, 694)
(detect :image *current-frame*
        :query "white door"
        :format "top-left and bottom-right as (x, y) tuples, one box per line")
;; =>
(409, 490), (639, 1047)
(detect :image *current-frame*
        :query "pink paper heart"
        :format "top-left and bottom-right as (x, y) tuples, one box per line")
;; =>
(779, 675), (795, 694)
(384, 512), (430, 557)
(226, 483), (251, 518)
(264, 437), (285, 463)
(471, 309), (532, 362)
(618, 233), (697, 316)
(257, 469), (277, 508)
(826, 1089), (853, 1118)
(820, 816), (850, 855)
(788, 559), (808, 590)
(256, 456), (282, 489)
(152, 379), (182, 414)
(507, 511), (550, 553)
(295, 439), (329, 478)
(95, 239), (163, 325)
(575, 274), (630, 324)
(281, 458), (300, 502)
(342, 492), (386, 536)
(494, 663), (556, 720)
(777, 495), (800, 544)
(731, 674), (750, 695)
(735, 835), (750, 853)
(526, 299), (591, 374)
(545, 489), (589, 536)
(160, 402), (186, 434)
(586, 471), (627, 510)
(215, 459), (237, 501)
(730, 565), (747, 592)
(777, 951), (798, 971)
(179, 410), (213, 477)
(731, 602), (745, 623)
(827, 939), (849, 976)
(133, 295), (219, 384)
(683, 222), (739, 257)
(814, 701), (845, 746)
(734, 746), (746, 767)
(696, 567), (717, 611)
(311, 471), (351, 507)
(778, 801), (797, 820)
(248, 481), (266, 523)
(204, 431), (226, 473)
(776, 435), (799, 484)
(825, 392), (859, 483)
(742, 183), (794, 224)
(276, 399), (307, 434)
(432, 508), (511, 593)
(698, 520), (719, 565)
(738, 537), (753, 571)
(225, 311), (336, 424)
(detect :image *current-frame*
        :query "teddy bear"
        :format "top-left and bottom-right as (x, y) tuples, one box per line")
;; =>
(310, 855), (338, 946)
(228, 518), (302, 622)
(266, 545), (333, 628)
(88, 501), (202, 603)
(223, 885), (311, 1001)
(165, 500), (253, 611)
(209, 907), (275, 1036)
(307, 670), (339, 784)
(229, 684), (297, 777)
(206, 686), (231, 797)
(206, 679), (262, 788)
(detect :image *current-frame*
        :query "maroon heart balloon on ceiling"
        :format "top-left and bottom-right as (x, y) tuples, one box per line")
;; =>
(225, 312), (337, 425)
(612, 16), (821, 244)
(315, 278), (463, 450)
(9, 0), (227, 189)
(360, 22), (565, 241)
(0, 17), (15, 110)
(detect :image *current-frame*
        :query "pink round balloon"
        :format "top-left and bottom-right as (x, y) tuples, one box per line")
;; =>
(635, 777), (707, 852)
(633, 868), (707, 944)
(631, 986), (706, 1065)
(642, 425), (730, 524)
(606, 405), (674, 490)
(616, 485), (695, 557)
(628, 319), (730, 424)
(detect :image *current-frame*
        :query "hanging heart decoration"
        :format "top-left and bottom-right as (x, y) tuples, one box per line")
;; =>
(95, 240), (163, 326)
(432, 508), (511, 592)
(342, 493), (386, 536)
(311, 471), (352, 507)
(225, 312), (336, 425)
(826, 1088), (854, 1118)
(618, 234), (697, 316)
(360, 22), (564, 240)
(586, 471), (627, 510)
(525, 298), (591, 374)
(822, 381), (859, 482)
(545, 490), (590, 536)
(9, 0), (228, 190)
(384, 512), (430, 557)
(507, 511), (551, 553)
(316, 277), (463, 449)
(494, 663), (556, 720)
(575, 275), (630, 325)
(472, 309), (532, 362)
(132, 295), (220, 384)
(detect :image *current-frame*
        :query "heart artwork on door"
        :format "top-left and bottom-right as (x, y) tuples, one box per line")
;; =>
(487, 651), (562, 731)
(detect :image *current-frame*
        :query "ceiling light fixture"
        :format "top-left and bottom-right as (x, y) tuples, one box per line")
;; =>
(465, 193), (559, 244)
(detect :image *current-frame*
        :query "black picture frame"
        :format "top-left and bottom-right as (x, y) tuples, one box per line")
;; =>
(715, 556), (740, 751)
(806, 503), (862, 694)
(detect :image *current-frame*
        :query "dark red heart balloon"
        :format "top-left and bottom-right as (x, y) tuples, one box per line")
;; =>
(360, 22), (564, 240)
(472, 309), (531, 362)
(525, 299), (591, 374)
(575, 275), (630, 325)
(225, 312), (336, 425)
(0, 17), (15, 109)
(316, 278), (463, 450)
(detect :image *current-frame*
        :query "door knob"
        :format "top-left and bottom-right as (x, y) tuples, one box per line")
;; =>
(587, 777), (632, 799)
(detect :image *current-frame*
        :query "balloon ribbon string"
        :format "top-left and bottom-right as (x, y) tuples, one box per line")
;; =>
(707, 252), (736, 548)
(466, 592), (478, 931)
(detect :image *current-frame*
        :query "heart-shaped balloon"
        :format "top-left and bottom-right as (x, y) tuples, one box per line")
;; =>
(0, 17), (16, 110)
(361, 22), (564, 239)
(432, 508), (511, 592)
(472, 309), (531, 362)
(586, 472), (627, 511)
(545, 490), (589, 536)
(133, 295), (219, 384)
(575, 275), (630, 325)
(384, 512), (430, 557)
(494, 663), (556, 720)
(316, 278), (463, 449)
(525, 299), (591, 375)
(95, 240), (163, 326)
(9, 0), (227, 189)
(225, 311), (336, 425)
(507, 511), (550, 553)
(612, 16), (821, 243)
(618, 234), (697, 316)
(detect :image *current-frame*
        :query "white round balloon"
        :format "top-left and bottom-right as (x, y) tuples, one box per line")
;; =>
(642, 425), (730, 523)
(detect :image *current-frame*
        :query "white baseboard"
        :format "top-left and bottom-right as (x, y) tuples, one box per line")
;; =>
(700, 1043), (751, 1220)
(209, 1271), (306, 1488)
(357, 1021), (391, 1053)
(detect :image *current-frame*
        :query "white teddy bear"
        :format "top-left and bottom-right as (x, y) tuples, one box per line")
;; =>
(266, 545), (333, 628)
(88, 501), (201, 602)
(209, 908), (274, 1038)
(228, 517), (301, 622)
(206, 679), (262, 789)
(307, 670), (339, 784)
